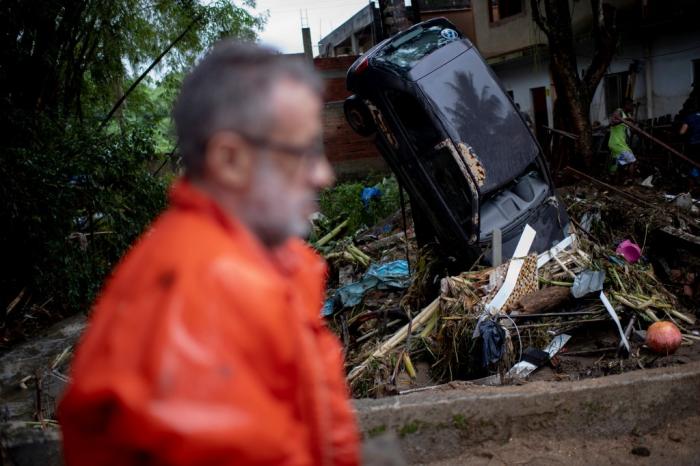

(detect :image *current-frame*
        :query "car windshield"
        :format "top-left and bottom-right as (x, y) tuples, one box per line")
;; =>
(374, 24), (461, 70)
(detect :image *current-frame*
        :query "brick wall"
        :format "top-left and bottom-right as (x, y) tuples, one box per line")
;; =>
(314, 56), (387, 178)
(314, 55), (358, 72)
(323, 77), (349, 104)
(323, 102), (388, 177)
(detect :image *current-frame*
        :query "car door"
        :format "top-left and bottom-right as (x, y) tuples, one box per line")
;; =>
(383, 88), (476, 246)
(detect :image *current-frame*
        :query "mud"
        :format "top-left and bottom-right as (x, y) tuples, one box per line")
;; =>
(356, 361), (700, 464)
(428, 415), (700, 465)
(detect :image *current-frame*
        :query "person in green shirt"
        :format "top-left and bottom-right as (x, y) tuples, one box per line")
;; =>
(608, 97), (637, 176)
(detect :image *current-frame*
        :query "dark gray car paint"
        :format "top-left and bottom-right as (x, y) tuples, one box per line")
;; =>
(346, 18), (568, 264)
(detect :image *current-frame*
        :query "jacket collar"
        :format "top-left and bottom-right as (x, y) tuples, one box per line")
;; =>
(169, 178), (304, 276)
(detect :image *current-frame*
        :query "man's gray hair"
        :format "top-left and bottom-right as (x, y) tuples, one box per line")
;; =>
(173, 40), (322, 175)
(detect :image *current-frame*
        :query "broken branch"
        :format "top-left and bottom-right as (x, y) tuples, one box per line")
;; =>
(315, 218), (350, 247)
(347, 298), (439, 383)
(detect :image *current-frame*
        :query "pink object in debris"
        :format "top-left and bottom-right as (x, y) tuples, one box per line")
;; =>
(616, 239), (642, 263)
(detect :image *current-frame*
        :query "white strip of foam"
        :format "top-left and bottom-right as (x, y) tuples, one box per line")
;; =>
(486, 224), (536, 315)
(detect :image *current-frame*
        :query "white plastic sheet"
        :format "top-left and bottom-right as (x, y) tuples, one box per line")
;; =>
(600, 291), (630, 353)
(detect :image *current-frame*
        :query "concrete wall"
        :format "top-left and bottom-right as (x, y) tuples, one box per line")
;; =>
(420, 9), (477, 45)
(647, 31), (700, 118)
(471, 0), (636, 59)
(471, 0), (546, 58)
(356, 361), (700, 464)
(330, 27), (376, 57)
(318, 4), (376, 57)
(493, 55), (554, 128)
(490, 29), (700, 126)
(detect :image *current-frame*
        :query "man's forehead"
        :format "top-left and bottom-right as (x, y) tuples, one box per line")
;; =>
(270, 77), (320, 103)
(267, 79), (322, 133)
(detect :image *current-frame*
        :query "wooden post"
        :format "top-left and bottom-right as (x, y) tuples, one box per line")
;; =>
(492, 228), (502, 266)
(624, 120), (700, 169)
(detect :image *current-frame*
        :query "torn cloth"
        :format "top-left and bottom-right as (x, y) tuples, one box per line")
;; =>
(478, 319), (507, 367)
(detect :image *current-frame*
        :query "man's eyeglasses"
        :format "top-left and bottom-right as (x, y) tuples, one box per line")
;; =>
(239, 133), (324, 160)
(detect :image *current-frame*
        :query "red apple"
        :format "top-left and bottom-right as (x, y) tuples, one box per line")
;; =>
(646, 321), (682, 355)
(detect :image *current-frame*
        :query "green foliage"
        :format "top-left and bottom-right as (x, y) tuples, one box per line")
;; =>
(398, 420), (422, 437)
(0, 0), (265, 123)
(116, 75), (182, 153)
(367, 425), (387, 438)
(0, 0), (265, 344)
(319, 175), (401, 236)
(0, 120), (169, 319)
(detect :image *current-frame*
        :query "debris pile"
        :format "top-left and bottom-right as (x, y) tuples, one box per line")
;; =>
(322, 177), (700, 398)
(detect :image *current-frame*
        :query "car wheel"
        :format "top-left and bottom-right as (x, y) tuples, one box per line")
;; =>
(344, 95), (376, 137)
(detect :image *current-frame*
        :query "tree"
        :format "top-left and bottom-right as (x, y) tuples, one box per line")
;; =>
(0, 1), (264, 129)
(0, 0), (265, 347)
(378, 0), (412, 37)
(530, 0), (618, 167)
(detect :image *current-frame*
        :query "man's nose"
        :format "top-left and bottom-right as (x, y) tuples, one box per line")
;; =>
(309, 154), (335, 189)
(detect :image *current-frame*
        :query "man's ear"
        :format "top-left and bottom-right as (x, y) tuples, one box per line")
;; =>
(202, 132), (254, 189)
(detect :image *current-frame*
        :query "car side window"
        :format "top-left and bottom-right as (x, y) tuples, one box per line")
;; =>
(385, 90), (442, 155)
(386, 91), (474, 232)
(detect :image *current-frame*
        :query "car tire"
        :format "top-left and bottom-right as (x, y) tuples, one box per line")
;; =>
(344, 95), (376, 137)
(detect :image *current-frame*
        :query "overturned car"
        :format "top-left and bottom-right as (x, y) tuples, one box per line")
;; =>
(345, 18), (568, 265)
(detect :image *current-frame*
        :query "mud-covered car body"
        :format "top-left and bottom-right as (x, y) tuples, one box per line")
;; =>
(345, 18), (568, 264)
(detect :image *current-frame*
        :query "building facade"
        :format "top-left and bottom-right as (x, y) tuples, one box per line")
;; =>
(474, 0), (700, 132)
(318, 0), (476, 57)
(315, 0), (700, 175)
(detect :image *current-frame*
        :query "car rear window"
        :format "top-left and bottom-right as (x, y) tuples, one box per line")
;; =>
(374, 24), (461, 70)
(417, 50), (539, 194)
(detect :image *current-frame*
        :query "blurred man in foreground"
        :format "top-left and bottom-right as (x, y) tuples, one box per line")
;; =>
(58, 41), (360, 465)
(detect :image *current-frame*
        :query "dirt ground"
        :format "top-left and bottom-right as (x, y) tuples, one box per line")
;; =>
(428, 415), (700, 465)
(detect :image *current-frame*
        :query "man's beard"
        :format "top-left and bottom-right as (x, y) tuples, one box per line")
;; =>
(241, 153), (312, 247)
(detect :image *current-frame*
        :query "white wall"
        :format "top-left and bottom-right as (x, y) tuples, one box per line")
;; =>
(648, 31), (700, 117)
(489, 30), (700, 126)
(494, 57), (554, 127)
(578, 40), (646, 123)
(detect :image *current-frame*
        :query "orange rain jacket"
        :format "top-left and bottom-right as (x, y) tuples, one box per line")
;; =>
(58, 179), (360, 466)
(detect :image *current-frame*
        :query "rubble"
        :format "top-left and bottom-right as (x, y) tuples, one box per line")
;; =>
(322, 175), (700, 398)
(3, 174), (699, 432)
